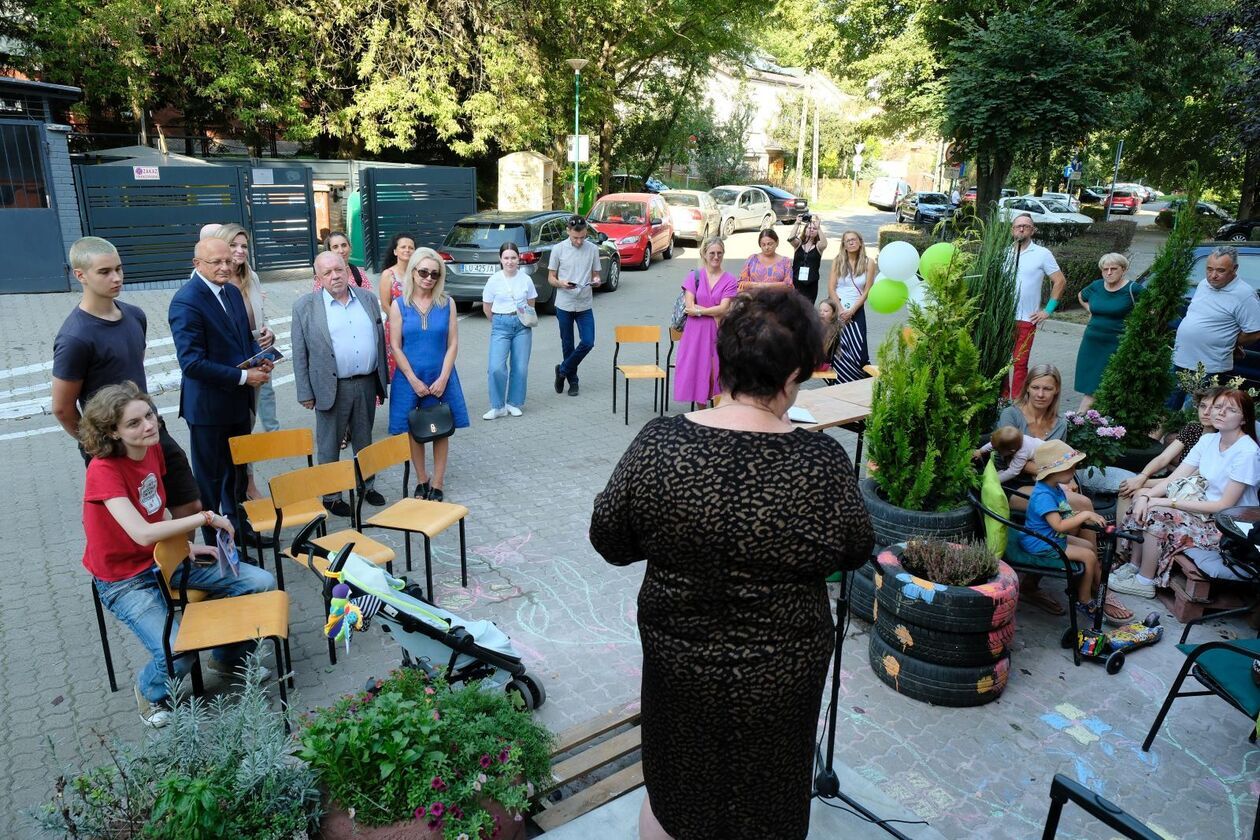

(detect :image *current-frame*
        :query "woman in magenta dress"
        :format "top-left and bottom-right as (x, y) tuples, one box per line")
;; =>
(674, 237), (739, 405)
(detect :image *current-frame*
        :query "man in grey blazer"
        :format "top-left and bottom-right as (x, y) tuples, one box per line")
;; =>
(292, 251), (390, 516)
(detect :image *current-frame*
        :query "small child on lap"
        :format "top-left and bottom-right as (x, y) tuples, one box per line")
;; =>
(1023, 441), (1133, 626)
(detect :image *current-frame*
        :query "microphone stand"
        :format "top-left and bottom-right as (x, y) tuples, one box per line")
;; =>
(814, 567), (914, 840)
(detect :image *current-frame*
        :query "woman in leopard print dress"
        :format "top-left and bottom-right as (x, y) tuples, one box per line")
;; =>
(591, 288), (874, 840)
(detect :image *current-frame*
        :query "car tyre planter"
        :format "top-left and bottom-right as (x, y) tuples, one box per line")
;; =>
(875, 614), (1016, 666)
(873, 546), (1019, 634)
(849, 559), (877, 623)
(869, 632), (1010, 707)
(860, 478), (975, 550)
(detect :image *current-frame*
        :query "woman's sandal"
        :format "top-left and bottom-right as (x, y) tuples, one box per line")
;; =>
(1102, 595), (1134, 627)
(1021, 587), (1066, 616)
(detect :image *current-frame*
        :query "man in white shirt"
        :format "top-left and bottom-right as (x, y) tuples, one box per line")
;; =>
(547, 216), (603, 396)
(1170, 246), (1260, 406)
(1005, 213), (1066, 398)
(291, 252), (390, 515)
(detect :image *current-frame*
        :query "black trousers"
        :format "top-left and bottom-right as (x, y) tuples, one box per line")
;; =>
(187, 420), (251, 542)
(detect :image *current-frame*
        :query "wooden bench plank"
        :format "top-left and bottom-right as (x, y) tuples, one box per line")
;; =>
(533, 763), (645, 832)
(542, 726), (642, 796)
(549, 703), (640, 757)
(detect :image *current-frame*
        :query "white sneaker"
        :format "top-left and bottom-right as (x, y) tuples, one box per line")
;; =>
(1110, 563), (1137, 581)
(1109, 575), (1156, 598)
(482, 407), (507, 420)
(505, 404), (523, 417)
(135, 686), (172, 729)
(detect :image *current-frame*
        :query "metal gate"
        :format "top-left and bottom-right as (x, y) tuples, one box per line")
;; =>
(362, 166), (477, 271)
(76, 165), (249, 285)
(246, 166), (317, 270)
(1, 120), (68, 292)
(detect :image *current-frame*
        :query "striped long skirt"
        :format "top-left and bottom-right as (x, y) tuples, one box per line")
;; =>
(830, 307), (871, 383)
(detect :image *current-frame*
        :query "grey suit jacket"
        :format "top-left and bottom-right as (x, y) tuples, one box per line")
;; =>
(291, 286), (389, 411)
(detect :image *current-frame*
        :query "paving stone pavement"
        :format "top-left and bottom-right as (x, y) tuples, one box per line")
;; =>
(1, 215), (1252, 839)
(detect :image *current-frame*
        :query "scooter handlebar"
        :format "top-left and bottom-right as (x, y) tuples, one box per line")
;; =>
(1081, 522), (1145, 544)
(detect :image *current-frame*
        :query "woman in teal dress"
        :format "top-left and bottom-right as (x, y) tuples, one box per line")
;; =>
(1075, 252), (1143, 412)
(388, 247), (469, 502)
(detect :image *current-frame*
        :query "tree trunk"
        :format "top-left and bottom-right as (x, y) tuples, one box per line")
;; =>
(974, 152), (1011, 219)
(1239, 145), (1259, 221)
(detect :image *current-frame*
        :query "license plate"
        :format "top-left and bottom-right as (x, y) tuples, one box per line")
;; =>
(459, 263), (497, 275)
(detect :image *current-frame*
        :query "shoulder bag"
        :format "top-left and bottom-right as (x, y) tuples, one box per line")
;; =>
(517, 305), (539, 328)
(408, 400), (455, 444)
(670, 270), (698, 332)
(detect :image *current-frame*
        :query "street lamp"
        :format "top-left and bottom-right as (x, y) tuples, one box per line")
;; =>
(566, 58), (588, 213)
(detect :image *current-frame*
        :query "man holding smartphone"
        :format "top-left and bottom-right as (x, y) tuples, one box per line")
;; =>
(547, 215), (602, 397)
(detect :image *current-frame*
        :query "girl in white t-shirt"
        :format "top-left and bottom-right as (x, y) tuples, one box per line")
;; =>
(480, 242), (539, 419)
(825, 230), (877, 382)
(1113, 389), (1260, 597)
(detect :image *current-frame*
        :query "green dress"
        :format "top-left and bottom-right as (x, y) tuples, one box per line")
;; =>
(1075, 279), (1142, 394)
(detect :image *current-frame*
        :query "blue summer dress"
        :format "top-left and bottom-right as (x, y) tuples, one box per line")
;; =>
(388, 298), (470, 434)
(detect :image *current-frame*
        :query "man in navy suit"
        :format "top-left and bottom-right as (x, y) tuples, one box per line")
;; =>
(169, 237), (272, 541)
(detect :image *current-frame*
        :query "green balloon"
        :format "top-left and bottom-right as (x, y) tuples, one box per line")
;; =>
(867, 279), (909, 314)
(919, 242), (957, 283)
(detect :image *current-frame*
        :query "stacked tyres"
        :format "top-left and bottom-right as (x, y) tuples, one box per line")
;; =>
(868, 546), (1019, 707)
(848, 559), (877, 623)
(860, 478), (976, 549)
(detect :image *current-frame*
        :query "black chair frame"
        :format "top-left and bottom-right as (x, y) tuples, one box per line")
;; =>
(1041, 774), (1162, 840)
(612, 337), (666, 426)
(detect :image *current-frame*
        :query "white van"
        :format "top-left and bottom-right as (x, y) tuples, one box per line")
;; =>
(868, 177), (912, 212)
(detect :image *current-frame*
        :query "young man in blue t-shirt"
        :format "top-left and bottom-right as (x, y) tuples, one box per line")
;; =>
(52, 237), (202, 518)
(1023, 440), (1131, 625)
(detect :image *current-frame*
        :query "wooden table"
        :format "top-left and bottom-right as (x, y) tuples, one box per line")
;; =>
(792, 376), (875, 464)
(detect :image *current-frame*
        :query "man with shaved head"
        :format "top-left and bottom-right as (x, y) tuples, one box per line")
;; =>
(169, 237), (272, 542)
(290, 251), (389, 516)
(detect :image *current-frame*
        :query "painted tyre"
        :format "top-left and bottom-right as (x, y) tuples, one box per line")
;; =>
(859, 478), (976, 549)
(849, 560), (876, 623)
(869, 631), (1010, 707)
(873, 546), (1019, 634)
(875, 612), (1015, 666)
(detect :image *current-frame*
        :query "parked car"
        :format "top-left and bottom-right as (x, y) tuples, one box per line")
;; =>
(960, 186), (1017, 205)
(1038, 191), (1079, 211)
(439, 210), (621, 311)
(896, 192), (956, 225)
(1139, 244), (1260, 385)
(587, 192), (675, 270)
(1105, 190), (1140, 215)
(661, 189), (722, 243)
(1156, 200), (1232, 229)
(608, 173), (666, 193)
(748, 184), (808, 224)
(709, 185), (775, 237)
(867, 177), (912, 211)
(1214, 218), (1260, 243)
(1116, 183), (1157, 203)
(997, 196), (1092, 225)
(1077, 187), (1105, 204)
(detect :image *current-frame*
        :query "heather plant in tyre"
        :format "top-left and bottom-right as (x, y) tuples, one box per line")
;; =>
(298, 668), (552, 838)
(900, 538), (999, 586)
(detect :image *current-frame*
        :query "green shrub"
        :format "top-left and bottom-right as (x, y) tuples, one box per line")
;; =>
(1033, 221), (1088, 246)
(1080, 205), (1107, 222)
(1044, 241), (1108, 310)
(901, 538), (999, 585)
(1093, 184), (1203, 436)
(1097, 219), (1137, 251)
(878, 224), (934, 252)
(37, 658), (321, 839)
(959, 214), (1016, 418)
(1250, 227), (1260, 243)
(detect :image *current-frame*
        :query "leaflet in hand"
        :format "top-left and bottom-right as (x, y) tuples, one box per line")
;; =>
(216, 528), (241, 577)
(237, 346), (286, 369)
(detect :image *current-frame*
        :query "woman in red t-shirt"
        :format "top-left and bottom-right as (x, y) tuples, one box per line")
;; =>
(81, 382), (275, 728)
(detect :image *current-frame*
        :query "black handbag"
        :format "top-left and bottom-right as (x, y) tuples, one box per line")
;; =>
(407, 401), (455, 443)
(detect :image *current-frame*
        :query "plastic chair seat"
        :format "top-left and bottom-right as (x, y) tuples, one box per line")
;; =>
(1176, 639), (1260, 719)
(287, 529), (396, 573)
(242, 496), (326, 534)
(1005, 530), (1078, 575)
(173, 590), (290, 653)
(616, 364), (665, 380)
(364, 499), (469, 536)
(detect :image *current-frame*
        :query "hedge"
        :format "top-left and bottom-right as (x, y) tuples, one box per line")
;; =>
(878, 224), (935, 251)
(1080, 205), (1107, 222)
(1251, 228), (1260, 242)
(1041, 241), (1111, 310)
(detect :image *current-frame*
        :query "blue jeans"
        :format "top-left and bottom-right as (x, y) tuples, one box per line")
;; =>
(556, 307), (595, 385)
(488, 313), (533, 408)
(94, 561), (276, 702)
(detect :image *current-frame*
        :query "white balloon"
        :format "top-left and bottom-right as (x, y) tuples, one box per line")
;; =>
(877, 240), (921, 281)
(906, 277), (929, 305)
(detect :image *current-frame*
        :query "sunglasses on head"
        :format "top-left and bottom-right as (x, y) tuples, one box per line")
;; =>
(568, 215), (588, 229)
(413, 268), (441, 280)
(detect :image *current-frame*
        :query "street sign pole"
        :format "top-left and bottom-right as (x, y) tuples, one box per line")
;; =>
(1104, 139), (1124, 223)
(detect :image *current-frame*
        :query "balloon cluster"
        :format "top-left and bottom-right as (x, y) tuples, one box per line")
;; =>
(866, 241), (958, 314)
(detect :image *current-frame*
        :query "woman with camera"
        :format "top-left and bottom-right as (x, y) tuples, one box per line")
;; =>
(787, 213), (827, 303)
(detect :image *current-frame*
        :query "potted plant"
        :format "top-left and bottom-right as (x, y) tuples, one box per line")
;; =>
(1062, 408), (1128, 519)
(870, 538), (1019, 707)
(299, 668), (551, 840)
(863, 231), (1006, 546)
(37, 658), (322, 839)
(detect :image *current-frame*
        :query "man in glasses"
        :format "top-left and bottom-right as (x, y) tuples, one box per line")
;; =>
(547, 215), (603, 396)
(1005, 213), (1066, 398)
(169, 237), (272, 542)
(291, 251), (390, 516)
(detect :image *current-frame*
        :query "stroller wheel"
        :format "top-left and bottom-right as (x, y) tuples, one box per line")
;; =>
(517, 673), (546, 709)
(506, 679), (536, 710)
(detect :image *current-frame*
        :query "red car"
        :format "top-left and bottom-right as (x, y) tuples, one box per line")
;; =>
(587, 193), (675, 270)
(1106, 190), (1139, 215)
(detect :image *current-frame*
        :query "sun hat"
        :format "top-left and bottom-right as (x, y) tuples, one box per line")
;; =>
(1034, 440), (1086, 482)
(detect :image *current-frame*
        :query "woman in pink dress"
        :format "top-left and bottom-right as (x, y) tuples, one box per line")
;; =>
(738, 228), (792, 290)
(674, 237), (740, 405)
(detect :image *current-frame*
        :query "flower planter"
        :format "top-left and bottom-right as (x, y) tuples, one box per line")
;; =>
(319, 801), (526, 840)
(868, 545), (1016, 707)
(859, 477), (976, 550)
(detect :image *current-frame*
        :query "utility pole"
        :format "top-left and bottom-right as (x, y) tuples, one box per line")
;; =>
(810, 82), (820, 204)
(1104, 139), (1124, 223)
(795, 83), (808, 194)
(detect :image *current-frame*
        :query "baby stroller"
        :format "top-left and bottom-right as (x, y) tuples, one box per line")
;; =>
(289, 518), (546, 710)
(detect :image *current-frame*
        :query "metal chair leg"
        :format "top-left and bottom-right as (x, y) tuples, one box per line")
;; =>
(91, 582), (119, 693)
(282, 637), (295, 689)
(624, 380), (630, 425)
(459, 518), (468, 587)
(424, 536), (435, 604)
(272, 637), (291, 734)
(404, 533), (413, 572)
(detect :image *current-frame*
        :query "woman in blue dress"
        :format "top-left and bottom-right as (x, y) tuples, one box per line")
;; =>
(388, 247), (469, 501)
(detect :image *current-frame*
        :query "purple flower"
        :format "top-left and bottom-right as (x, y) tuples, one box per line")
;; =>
(414, 807), (425, 820)
(498, 747), (511, 764)
(430, 801), (445, 818)
(432, 709), (441, 722)
(1071, 414), (1086, 426)
(480, 754), (493, 769)
(431, 776), (447, 791)
(1085, 409), (1102, 421)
